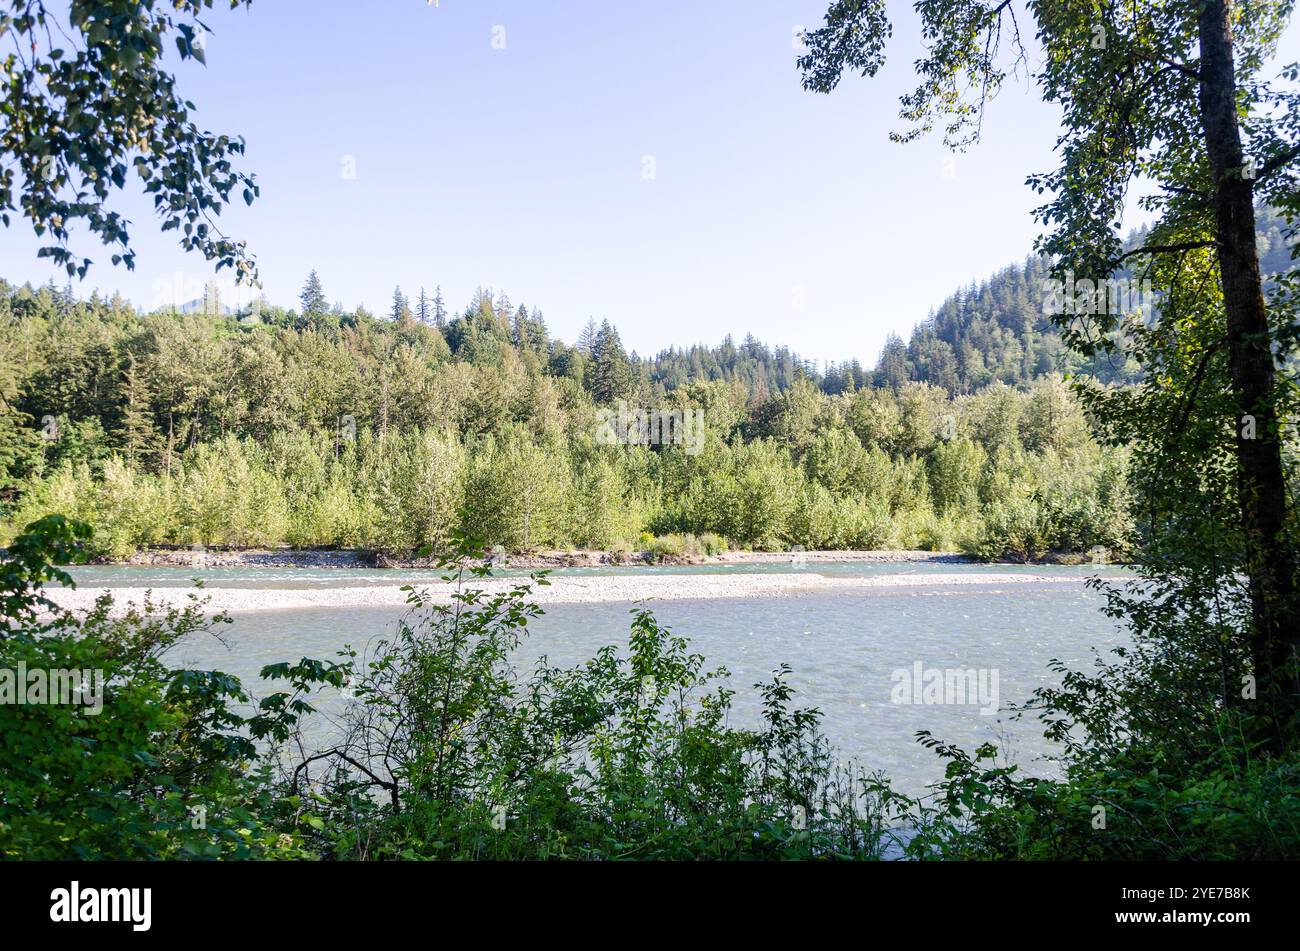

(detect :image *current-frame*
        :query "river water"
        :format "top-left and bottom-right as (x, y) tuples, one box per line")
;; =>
(66, 561), (1129, 796)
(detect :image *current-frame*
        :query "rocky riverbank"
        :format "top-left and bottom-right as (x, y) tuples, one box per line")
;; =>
(102, 546), (980, 570)
(48, 569), (1089, 616)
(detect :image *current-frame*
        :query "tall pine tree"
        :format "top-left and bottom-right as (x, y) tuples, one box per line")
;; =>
(116, 354), (158, 469)
(298, 270), (328, 330)
(433, 286), (447, 328)
(589, 321), (633, 404)
(391, 286), (411, 322)
(577, 318), (599, 356)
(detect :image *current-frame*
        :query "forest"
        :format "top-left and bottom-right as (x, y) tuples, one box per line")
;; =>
(3, 0), (1300, 874)
(0, 268), (1134, 562)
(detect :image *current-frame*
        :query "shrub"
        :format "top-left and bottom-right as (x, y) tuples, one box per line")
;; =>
(0, 516), (342, 859)
(288, 548), (891, 860)
(964, 497), (1053, 561)
(698, 532), (728, 556)
(646, 532), (687, 561)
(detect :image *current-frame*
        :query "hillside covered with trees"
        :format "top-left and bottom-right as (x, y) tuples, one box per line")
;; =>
(858, 206), (1296, 396)
(24, 204), (1295, 563)
(2, 0), (1299, 875)
(0, 262), (1133, 561)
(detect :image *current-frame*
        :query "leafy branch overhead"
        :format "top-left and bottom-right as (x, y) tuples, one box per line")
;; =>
(798, 0), (1025, 149)
(0, 0), (259, 281)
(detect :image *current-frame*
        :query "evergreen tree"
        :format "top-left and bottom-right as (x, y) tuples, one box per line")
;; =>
(877, 334), (910, 390)
(511, 305), (529, 347)
(527, 307), (549, 353)
(493, 292), (513, 337)
(116, 354), (158, 469)
(433, 286), (448, 329)
(298, 271), (328, 329)
(391, 286), (411, 322)
(577, 318), (599, 356)
(0, 355), (38, 493)
(588, 320), (633, 404)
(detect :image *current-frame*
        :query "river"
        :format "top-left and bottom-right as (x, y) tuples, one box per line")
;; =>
(64, 561), (1129, 795)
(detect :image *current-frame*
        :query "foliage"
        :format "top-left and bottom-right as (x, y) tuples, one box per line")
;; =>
(0, 520), (889, 860)
(0, 278), (1133, 560)
(0, 516), (341, 859)
(0, 1), (259, 279)
(799, 0), (1300, 857)
(289, 545), (889, 860)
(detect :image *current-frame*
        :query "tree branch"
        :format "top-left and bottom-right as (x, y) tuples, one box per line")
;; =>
(293, 747), (401, 813)
(1156, 55), (1200, 79)
(1113, 240), (1216, 266)
(1255, 144), (1300, 182)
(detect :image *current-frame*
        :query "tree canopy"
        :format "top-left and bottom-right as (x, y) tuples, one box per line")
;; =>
(0, 0), (259, 280)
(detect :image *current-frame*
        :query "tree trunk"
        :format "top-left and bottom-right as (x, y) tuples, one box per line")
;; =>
(1198, 0), (1300, 738)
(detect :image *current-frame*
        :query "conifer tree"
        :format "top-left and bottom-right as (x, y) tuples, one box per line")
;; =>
(589, 321), (633, 404)
(116, 354), (158, 469)
(391, 286), (411, 322)
(433, 286), (448, 329)
(511, 305), (529, 348)
(577, 318), (599, 356)
(298, 271), (328, 329)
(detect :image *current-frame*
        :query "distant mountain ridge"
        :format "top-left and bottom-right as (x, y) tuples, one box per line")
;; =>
(819, 206), (1297, 396)
(4, 212), (1291, 409)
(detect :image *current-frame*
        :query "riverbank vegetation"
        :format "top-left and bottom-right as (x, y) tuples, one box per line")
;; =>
(0, 517), (891, 860)
(791, 0), (1300, 859)
(0, 278), (1132, 562)
(1, 0), (1298, 864)
(5, 511), (1298, 860)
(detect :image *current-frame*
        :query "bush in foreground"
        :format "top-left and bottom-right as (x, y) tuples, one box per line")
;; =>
(0, 518), (889, 860)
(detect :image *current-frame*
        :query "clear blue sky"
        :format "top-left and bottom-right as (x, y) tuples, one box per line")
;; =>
(3, 1), (1298, 366)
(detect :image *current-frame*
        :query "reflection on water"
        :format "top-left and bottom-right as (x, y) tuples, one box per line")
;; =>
(147, 567), (1126, 797)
